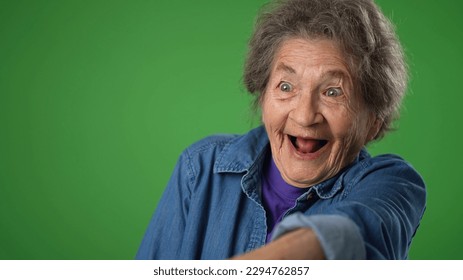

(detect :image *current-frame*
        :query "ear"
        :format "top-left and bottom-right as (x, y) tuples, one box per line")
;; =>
(260, 107), (265, 124)
(366, 117), (382, 142)
(259, 93), (267, 124)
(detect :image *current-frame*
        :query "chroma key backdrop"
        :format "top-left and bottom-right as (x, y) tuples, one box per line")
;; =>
(1, 0), (462, 259)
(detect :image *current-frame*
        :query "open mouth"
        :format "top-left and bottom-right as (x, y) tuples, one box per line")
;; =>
(289, 135), (328, 154)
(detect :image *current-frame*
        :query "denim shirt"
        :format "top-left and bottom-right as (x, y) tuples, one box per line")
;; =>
(136, 126), (426, 260)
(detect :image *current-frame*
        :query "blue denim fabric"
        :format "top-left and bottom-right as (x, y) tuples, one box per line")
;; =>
(136, 126), (426, 259)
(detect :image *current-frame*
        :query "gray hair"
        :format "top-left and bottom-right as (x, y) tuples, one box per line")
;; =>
(244, 0), (407, 140)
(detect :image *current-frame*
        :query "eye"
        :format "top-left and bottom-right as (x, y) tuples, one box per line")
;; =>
(325, 87), (343, 97)
(278, 82), (293, 92)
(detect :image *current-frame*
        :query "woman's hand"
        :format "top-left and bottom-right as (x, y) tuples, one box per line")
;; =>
(229, 228), (325, 260)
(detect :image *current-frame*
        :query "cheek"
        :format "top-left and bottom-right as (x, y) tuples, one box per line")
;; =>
(332, 112), (371, 149)
(325, 108), (355, 138)
(261, 95), (283, 128)
(327, 116), (367, 155)
(260, 94), (270, 124)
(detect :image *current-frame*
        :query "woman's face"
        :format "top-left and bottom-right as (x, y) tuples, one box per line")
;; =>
(262, 38), (379, 188)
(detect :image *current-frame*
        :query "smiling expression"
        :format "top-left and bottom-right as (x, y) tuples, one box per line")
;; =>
(261, 38), (379, 188)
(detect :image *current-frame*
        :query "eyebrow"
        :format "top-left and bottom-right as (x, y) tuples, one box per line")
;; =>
(275, 63), (297, 74)
(321, 70), (348, 82)
(274, 62), (352, 87)
(275, 63), (348, 79)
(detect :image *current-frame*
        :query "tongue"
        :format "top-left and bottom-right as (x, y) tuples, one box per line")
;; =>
(296, 138), (319, 153)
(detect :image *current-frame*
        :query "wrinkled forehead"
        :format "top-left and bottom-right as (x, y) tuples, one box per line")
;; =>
(271, 38), (355, 86)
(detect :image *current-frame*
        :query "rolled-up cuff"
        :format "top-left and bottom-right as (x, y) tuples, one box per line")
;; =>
(271, 213), (366, 260)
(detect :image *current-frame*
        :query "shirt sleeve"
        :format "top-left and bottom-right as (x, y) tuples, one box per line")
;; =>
(272, 155), (426, 260)
(135, 150), (194, 260)
(271, 213), (366, 259)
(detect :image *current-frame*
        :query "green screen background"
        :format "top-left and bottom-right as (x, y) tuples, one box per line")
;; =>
(1, 0), (461, 259)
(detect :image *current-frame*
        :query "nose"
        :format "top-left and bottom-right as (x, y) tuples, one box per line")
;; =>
(289, 93), (324, 127)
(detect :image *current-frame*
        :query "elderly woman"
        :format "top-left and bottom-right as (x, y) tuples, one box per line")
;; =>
(136, 0), (426, 260)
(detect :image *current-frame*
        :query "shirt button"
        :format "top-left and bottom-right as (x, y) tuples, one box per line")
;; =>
(307, 193), (314, 200)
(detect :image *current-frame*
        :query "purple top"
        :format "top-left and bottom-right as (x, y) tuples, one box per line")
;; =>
(262, 155), (310, 242)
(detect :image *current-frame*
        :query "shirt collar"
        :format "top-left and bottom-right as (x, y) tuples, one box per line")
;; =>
(310, 148), (370, 199)
(213, 126), (269, 173)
